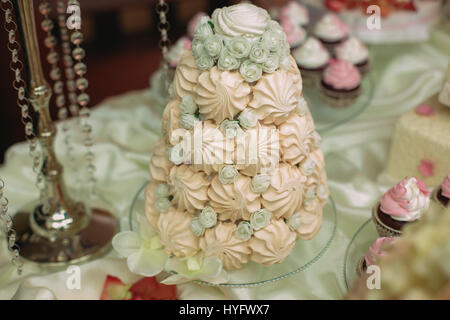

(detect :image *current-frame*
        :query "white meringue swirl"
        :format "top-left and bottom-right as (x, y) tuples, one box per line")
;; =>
(157, 207), (200, 257)
(249, 68), (301, 125)
(168, 165), (210, 214)
(212, 3), (270, 39)
(200, 222), (252, 270)
(195, 67), (251, 123)
(249, 219), (297, 266)
(208, 174), (261, 222)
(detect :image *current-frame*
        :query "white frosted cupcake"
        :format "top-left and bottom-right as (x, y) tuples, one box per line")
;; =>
(292, 37), (330, 87)
(279, 1), (309, 29)
(313, 13), (349, 51)
(335, 36), (370, 76)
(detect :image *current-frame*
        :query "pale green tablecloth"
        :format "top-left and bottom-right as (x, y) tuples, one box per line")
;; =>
(0, 24), (449, 300)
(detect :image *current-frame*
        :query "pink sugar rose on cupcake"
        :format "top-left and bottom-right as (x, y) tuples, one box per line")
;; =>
(320, 59), (361, 107)
(372, 177), (431, 237)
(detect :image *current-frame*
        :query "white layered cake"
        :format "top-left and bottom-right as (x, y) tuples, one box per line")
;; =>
(385, 94), (450, 187)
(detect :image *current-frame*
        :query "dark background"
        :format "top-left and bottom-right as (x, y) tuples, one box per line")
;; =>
(0, 0), (289, 163)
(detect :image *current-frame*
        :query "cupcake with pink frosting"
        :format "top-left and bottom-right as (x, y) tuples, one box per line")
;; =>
(357, 237), (398, 277)
(372, 177), (431, 237)
(434, 174), (450, 208)
(320, 59), (361, 107)
(313, 13), (349, 50)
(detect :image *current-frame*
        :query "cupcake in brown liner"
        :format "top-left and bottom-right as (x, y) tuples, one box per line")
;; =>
(433, 174), (450, 208)
(320, 59), (362, 108)
(313, 13), (349, 51)
(356, 237), (398, 277)
(372, 177), (431, 237)
(334, 36), (371, 77)
(292, 37), (330, 87)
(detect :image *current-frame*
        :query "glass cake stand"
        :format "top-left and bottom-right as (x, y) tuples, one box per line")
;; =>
(129, 181), (337, 288)
(343, 218), (379, 291)
(304, 75), (375, 134)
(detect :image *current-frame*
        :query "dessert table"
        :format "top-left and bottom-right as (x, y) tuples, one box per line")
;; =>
(0, 23), (448, 300)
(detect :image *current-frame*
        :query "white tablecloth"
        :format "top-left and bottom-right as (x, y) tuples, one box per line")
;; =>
(0, 24), (449, 300)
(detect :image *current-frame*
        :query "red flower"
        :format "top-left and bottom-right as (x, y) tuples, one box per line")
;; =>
(100, 276), (132, 300)
(100, 275), (177, 300)
(130, 277), (177, 300)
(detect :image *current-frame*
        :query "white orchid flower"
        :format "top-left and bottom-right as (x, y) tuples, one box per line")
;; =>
(162, 255), (228, 285)
(112, 214), (168, 277)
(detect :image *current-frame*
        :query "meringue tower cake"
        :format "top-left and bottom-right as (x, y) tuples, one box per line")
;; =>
(145, 3), (329, 272)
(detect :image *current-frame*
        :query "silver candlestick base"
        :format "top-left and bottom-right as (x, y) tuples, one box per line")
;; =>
(13, 203), (118, 268)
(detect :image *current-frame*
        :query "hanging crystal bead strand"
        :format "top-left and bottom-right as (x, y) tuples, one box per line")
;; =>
(0, 0), (43, 274)
(38, 1), (70, 122)
(57, 0), (79, 118)
(39, 0), (82, 205)
(55, 0), (81, 188)
(67, 0), (96, 194)
(0, 179), (23, 275)
(1, 0), (49, 213)
(156, 0), (171, 92)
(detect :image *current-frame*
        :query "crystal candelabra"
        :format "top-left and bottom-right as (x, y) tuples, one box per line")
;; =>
(9, 0), (118, 269)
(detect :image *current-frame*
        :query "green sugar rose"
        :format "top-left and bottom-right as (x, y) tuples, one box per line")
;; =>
(217, 49), (240, 71)
(204, 35), (223, 59)
(227, 37), (251, 59)
(196, 54), (215, 71)
(235, 221), (253, 241)
(249, 42), (269, 64)
(239, 60), (262, 83)
(262, 53), (280, 73)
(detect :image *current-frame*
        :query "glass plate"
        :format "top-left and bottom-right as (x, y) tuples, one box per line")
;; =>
(129, 181), (338, 288)
(304, 75), (375, 134)
(343, 218), (379, 291)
